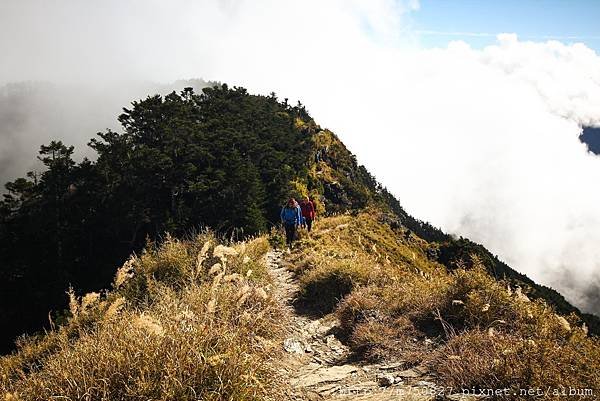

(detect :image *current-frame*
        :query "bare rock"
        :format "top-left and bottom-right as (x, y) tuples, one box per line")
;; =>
(376, 373), (395, 387)
(325, 334), (344, 351)
(315, 383), (341, 395)
(292, 365), (359, 387)
(376, 361), (405, 370)
(284, 338), (305, 354)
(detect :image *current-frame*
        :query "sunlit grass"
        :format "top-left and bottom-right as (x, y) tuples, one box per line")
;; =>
(293, 210), (600, 399)
(1, 234), (285, 401)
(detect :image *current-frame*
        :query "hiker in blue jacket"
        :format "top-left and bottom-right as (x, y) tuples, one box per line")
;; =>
(280, 198), (302, 247)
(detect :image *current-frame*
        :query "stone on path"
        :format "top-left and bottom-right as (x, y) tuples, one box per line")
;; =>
(292, 364), (359, 387)
(376, 373), (395, 387)
(284, 338), (306, 354)
(267, 250), (446, 401)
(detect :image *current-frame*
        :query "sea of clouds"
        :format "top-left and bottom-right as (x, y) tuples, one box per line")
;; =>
(2, 0), (600, 312)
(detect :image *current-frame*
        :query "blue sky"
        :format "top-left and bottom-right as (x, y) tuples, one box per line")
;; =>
(411, 0), (600, 52)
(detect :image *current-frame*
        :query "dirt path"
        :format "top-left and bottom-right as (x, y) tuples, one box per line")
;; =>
(266, 250), (470, 401)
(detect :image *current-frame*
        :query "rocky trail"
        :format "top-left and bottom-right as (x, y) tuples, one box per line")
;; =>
(266, 250), (476, 401)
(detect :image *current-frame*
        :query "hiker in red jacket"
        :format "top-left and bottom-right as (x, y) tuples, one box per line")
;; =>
(299, 196), (316, 233)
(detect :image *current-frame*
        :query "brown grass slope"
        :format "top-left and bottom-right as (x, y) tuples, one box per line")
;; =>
(289, 210), (600, 400)
(3, 210), (599, 400)
(1, 234), (286, 401)
(300, 126), (600, 335)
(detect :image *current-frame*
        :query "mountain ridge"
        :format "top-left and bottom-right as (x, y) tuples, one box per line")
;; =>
(2, 83), (600, 399)
(1, 83), (598, 354)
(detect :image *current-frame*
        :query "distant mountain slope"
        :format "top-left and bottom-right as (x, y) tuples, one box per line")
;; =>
(580, 126), (600, 155)
(1, 84), (598, 355)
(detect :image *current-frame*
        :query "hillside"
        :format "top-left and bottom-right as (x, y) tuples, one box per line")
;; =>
(286, 212), (600, 399)
(2, 84), (600, 399)
(2, 213), (599, 400)
(0, 85), (311, 352)
(1, 234), (286, 400)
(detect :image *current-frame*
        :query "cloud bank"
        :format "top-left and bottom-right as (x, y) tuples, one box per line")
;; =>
(2, 0), (600, 312)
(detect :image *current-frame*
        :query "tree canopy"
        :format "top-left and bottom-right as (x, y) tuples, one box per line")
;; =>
(0, 85), (312, 351)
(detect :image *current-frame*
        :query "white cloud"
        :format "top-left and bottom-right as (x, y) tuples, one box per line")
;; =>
(2, 0), (600, 312)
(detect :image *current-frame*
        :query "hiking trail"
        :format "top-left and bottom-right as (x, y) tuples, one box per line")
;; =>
(265, 249), (476, 401)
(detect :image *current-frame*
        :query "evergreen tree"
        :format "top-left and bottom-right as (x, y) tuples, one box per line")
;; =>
(0, 85), (311, 351)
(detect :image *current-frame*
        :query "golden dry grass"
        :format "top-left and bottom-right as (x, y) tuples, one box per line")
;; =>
(4, 208), (600, 400)
(1, 233), (285, 401)
(291, 210), (600, 399)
